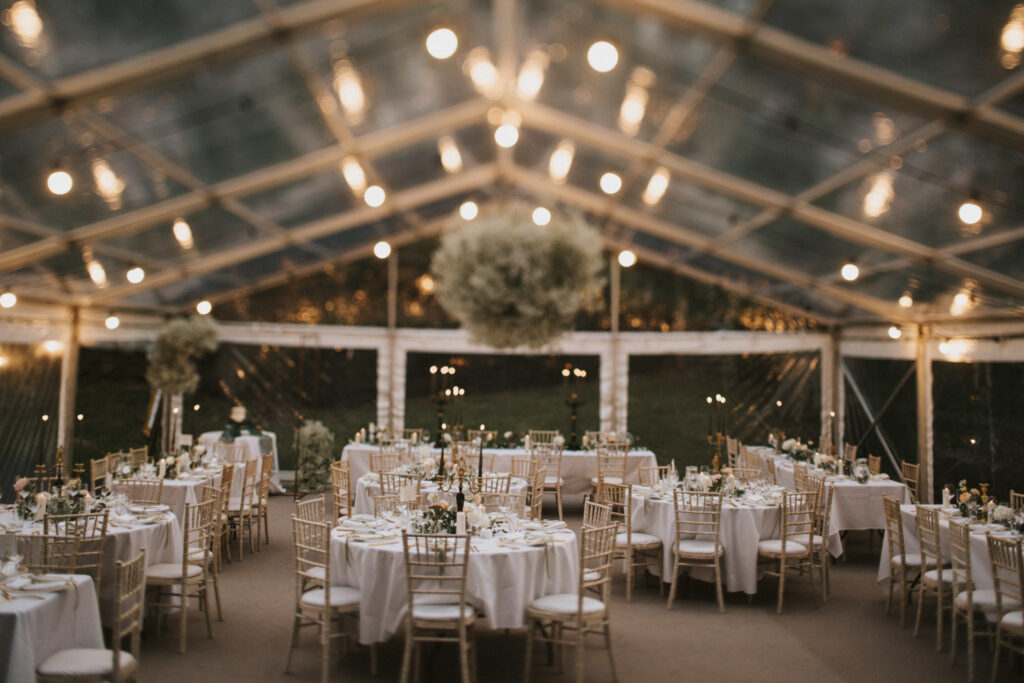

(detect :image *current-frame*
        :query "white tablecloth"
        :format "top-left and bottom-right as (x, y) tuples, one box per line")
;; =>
(0, 575), (103, 683)
(876, 504), (1000, 592)
(342, 444), (658, 496)
(353, 474), (530, 516)
(329, 528), (578, 644)
(199, 431), (283, 493)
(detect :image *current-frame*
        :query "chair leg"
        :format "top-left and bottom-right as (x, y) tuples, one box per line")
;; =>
(263, 507), (270, 544)
(179, 582), (188, 654)
(899, 572), (907, 627)
(459, 626), (471, 683)
(320, 614), (330, 683)
(967, 614), (976, 683)
(776, 558), (786, 615)
(211, 565), (223, 622)
(556, 489), (563, 521)
(714, 557), (725, 613)
(914, 583), (926, 638)
(991, 627), (1002, 683)
(523, 620), (534, 683)
(400, 620), (414, 683)
(625, 548), (633, 602)
(285, 613), (301, 672)
(666, 555), (678, 609)
(604, 622), (618, 683)
(936, 589), (944, 652)
(575, 626), (585, 683)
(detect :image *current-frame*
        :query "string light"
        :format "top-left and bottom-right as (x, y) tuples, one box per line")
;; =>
(642, 167), (670, 206)
(618, 67), (654, 136)
(333, 60), (366, 125)
(898, 291), (914, 308)
(958, 199), (982, 225)
(47, 168), (73, 195)
(840, 262), (860, 281)
(618, 249), (637, 268)
(548, 140), (575, 184)
(599, 172), (622, 195)
(373, 241), (392, 259)
(532, 207), (551, 226)
(91, 158), (125, 210)
(425, 28), (458, 59)
(587, 41), (619, 72)
(42, 340), (62, 354)
(196, 300), (212, 315)
(887, 325), (902, 340)
(105, 314), (120, 330)
(438, 136), (463, 173)
(126, 266), (145, 284)
(465, 47), (499, 97)
(364, 185), (386, 207)
(340, 156), (367, 195)
(172, 218), (194, 249)
(494, 122), (519, 148)
(516, 49), (548, 100)
(0, 291), (15, 308)
(86, 258), (108, 288)
(459, 201), (478, 220)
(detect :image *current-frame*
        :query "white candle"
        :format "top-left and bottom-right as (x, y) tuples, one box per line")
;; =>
(158, 460), (166, 479)
(456, 511), (466, 535)
(105, 473), (113, 490)
(942, 487), (951, 507)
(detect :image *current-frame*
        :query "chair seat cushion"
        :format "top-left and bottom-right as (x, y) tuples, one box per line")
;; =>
(590, 476), (623, 486)
(1000, 610), (1024, 635)
(954, 589), (1012, 613)
(529, 593), (606, 616)
(411, 603), (476, 621)
(305, 567), (327, 581)
(757, 539), (808, 556)
(37, 648), (136, 677)
(891, 553), (928, 568)
(544, 476), (564, 486)
(147, 563), (203, 580)
(616, 532), (661, 547)
(301, 585), (361, 609)
(676, 540), (722, 557)
(583, 570), (601, 583)
(923, 567), (954, 585)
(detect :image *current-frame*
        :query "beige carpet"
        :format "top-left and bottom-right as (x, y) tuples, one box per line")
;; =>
(137, 496), (1017, 682)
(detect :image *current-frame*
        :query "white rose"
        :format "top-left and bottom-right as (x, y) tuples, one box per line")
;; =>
(504, 431), (513, 440)
(553, 435), (565, 448)
(782, 438), (797, 452)
(993, 505), (1014, 522)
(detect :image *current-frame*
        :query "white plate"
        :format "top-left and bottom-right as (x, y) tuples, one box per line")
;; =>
(128, 504), (169, 514)
(5, 574), (71, 592)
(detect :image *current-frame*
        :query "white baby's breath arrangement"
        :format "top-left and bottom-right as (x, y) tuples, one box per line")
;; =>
(146, 316), (218, 394)
(431, 202), (604, 349)
(296, 420), (335, 496)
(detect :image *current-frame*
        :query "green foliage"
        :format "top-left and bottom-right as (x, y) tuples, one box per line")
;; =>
(431, 202), (604, 349)
(146, 317), (218, 394)
(295, 420), (335, 495)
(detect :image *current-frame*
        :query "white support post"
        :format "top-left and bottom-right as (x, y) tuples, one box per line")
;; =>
(386, 251), (398, 432)
(390, 349), (407, 433)
(599, 348), (614, 433)
(376, 346), (391, 433)
(614, 346), (629, 434)
(56, 307), (80, 471)
(609, 254), (622, 432)
(916, 325), (935, 502)
(819, 331), (835, 452)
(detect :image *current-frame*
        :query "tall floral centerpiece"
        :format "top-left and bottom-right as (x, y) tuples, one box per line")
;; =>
(430, 202), (604, 349)
(146, 316), (218, 453)
(296, 420), (334, 496)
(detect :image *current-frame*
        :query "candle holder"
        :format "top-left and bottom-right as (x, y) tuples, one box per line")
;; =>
(430, 392), (449, 447)
(435, 453), (483, 512)
(565, 392), (585, 450)
(707, 432), (724, 473)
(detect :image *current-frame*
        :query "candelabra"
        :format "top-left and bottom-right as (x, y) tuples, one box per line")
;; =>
(565, 393), (585, 450)
(708, 432), (724, 473)
(435, 447), (483, 512)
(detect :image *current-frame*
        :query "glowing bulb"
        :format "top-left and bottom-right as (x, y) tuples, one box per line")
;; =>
(0, 292), (16, 308)
(465, 47), (498, 97)
(862, 171), (895, 218)
(340, 156), (367, 195)
(887, 325), (902, 340)
(0, 356), (7, 367)
(91, 158), (125, 210)
(599, 172), (622, 195)
(333, 60), (366, 125)
(7, 1), (43, 49)
(364, 185), (386, 207)
(373, 241), (392, 259)
(516, 50), (548, 100)
(619, 68), (655, 136)
(41, 414), (49, 422)
(840, 262), (860, 281)
(76, 413), (84, 421)
(618, 249), (637, 268)
(426, 28), (458, 59)
(898, 292), (913, 308)
(950, 289), (972, 316)
(105, 315), (120, 330)
(958, 200), (982, 225)
(494, 123), (519, 148)
(587, 41), (619, 72)
(438, 136), (463, 173)
(86, 259), (108, 288)
(196, 300), (212, 315)
(47, 169), (73, 195)
(642, 167), (670, 206)
(459, 201), (478, 220)
(548, 140), (575, 184)
(126, 266), (145, 284)
(532, 207), (551, 226)
(42, 340), (62, 354)
(172, 218), (194, 249)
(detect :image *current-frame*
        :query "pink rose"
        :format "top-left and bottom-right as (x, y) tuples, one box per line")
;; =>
(13, 477), (29, 492)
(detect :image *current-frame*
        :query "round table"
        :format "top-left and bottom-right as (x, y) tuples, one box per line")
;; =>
(353, 473), (530, 516)
(328, 517), (578, 644)
(630, 486), (783, 595)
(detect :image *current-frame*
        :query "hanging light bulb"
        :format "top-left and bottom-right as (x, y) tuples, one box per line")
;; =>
(532, 207), (551, 226)
(340, 156), (367, 195)
(437, 136), (463, 173)
(464, 47), (499, 98)
(364, 185), (386, 207)
(958, 199), (982, 225)
(599, 172), (622, 195)
(373, 241), (392, 259)
(0, 291), (16, 308)
(618, 67), (654, 136)
(126, 266), (145, 284)
(333, 59), (366, 125)
(950, 288), (973, 316)
(516, 49), (549, 100)
(840, 262), (860, 281)
(898, 291), (914, 308)
(47, 168), (73, 195)
(587, 41), (619, 72)
(459, 201), (478, 220)
(494, 118), (519, 148)
(887, 325), (902, 340)
(86, 259), (108, 288)
(91, 158), (125, 210)
(105, 314), (120, 330)
(642, 167), (670, 206)
(196, 300), (212, 315)
(426, 27), (458, 59)
(172, 218), (194, 250)
(861, 170), (895, 218)
(548, 140), (575, 184)
(618, 249), (637, 268)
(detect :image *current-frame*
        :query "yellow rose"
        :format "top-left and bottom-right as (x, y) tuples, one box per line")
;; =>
(970, 488), (980, 496)
(959, 492), (971, 503)
(438, 500), (450, 510)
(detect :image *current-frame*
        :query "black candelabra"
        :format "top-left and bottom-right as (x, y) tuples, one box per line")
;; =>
(562, 364), (588, 450)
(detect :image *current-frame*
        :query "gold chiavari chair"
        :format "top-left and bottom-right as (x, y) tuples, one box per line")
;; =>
(452, 441), (475, 465)
(987, 534), (1024, 681)
(36, 549), (146, 683)
(582, 500), (612, 529)
(868, 454), (882, 474)
(667, 490), (725, 612)
(255, 453), (273, 548)
(463, 450), (496, 474)
(950, 519), (998, 680)
(511, 456), (538, 482)
(296, 494), (326, 523)
(726, 436), (740, 469)
(638, 465), (669, 485)
(792, 462), (809, 492)
(737, 446), (759, 471)
(379, 472), (421, 497)
(758, 490), (818, 614)
(330, 460), (352, 522)
(286, 516), (367, 683)
(105, 451), (124, 474)
(761, 454), (778, 485)
(146, 498), (216, 653)
(807, 474), (834, 601)
(1010, 490), (1024, 513)
(523, 523), (618, 683)
(214, 441), (246, 463)
(527, 429), (559, 445)
(535, 444), (565, 520)
(901, 460), (920, 503)
(882, 495), (924, 626)
(197, 484), (224, 621)
(526, 466), (547, 520)
(18, 534), (81, 575)
(379, 440), (412, 466)
(597, 480), (661, 602)
(914, 505), (954, 649)
(400, 532), (475, 683)
(115, 478), (164, 505)
(226, 459), (258, 560)
(401, 428), (426, 443)
(89, 456), (109, 493)
(478, 492), (526, 516)
(214, 462), (234, 571)
(583, 430), (609, 449)
(843, 443), (858, 464)
(129, 446), (148, 469)
(590, 443), (629, 494)
(43, 510), (109, 598)
(475, 473), (511, 494)
(731, 467), (762, 484)
(374, 493), (401, 517)
(370, 452), (400, 475)
(466, 429), (496, 445)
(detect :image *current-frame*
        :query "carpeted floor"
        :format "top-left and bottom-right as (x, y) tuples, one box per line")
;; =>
(137, 495), (1019, 682)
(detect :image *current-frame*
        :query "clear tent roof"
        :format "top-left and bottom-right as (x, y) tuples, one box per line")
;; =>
(0, 0), (1023, 325)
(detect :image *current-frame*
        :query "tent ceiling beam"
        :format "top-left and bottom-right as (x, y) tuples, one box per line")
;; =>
(0, 0), (430, 132)
(594, 0), (1024, 150)
(0, 98), (490, 274)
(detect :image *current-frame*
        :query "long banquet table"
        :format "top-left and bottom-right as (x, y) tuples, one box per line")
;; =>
(341, 443), (658, 496)
(0, 574), (103, 683)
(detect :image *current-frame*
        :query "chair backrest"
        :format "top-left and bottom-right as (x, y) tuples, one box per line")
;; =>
(402, 532), (471, 619)
(726, 436), (740, 462)
(737, 446), (759, 471)
(237, 459), (258, 509)
(183, 498), (216, 567)
(462, 451), (495, 474)
(218, 462), (235, 513)
(43, 511), (109, 593)
(466, 429), (497, 445)
(511, 457), (538, 481)
(129, 446), (148, 468)
(1010, 490), (1024, 513)
(761, 454), (777, 484)
(987, 534), (1024, 617)
(90, 457), (109, 492)
(105, 451), (125, 474)
(330, 460), (352, 520)
(901, 461), (919, 502)
(595, 480), (631, 535)
(638, 465), (668, 485)
(528, 466), (547, 519)
(17, 534), (81, 574)
(867, 454), (882, 474)
(378, 440), (411, 465)
(115, 478), (164, 505)
(370, 452), (400, 475)
(595, 444), (628, 482)
(214, 441), (247, 463)
(527, 430), (559, 445)
(843, 443), (858, 463)
(584, 430), (609, 449)
(292, 516), (330, 601)
(673, 490), (722, 546)
(476, 473), (511, 494)
(532, 444), (563, 478)
(731, 467), (762, 484)
(374, 493), (401, 517)
(258, 453), (273, 499)
(111, 549), (146, 681)
(201, 483), (220, 505)
(949, 519), (973, 602)
(380, 472), (420, 496)
(916, 506), (942, 568)
(792, 462), (809, 492)
(582, 500), (612, 529)
(882, 495), (906, 564)
(296, 494), (326, 523)
(808, 474), (832, 539)
(579, 523), (617, 606)
(478, 492), (526, 515)
(401, 428), (426, 444)
(780, 491), (816, 554)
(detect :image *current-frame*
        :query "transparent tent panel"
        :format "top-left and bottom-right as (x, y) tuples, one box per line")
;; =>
(240, 170), (355, 231)
(105, 204), (265, 264)
(513, 126), (562, 172)
(762, 0), (1013, 97)
(961, 242), (1024, 284)
(372, 124), (494, 194)
(561, 139), (631, 200)
(1002, 92), (1024, 118)
(0, 0), (260, 80)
